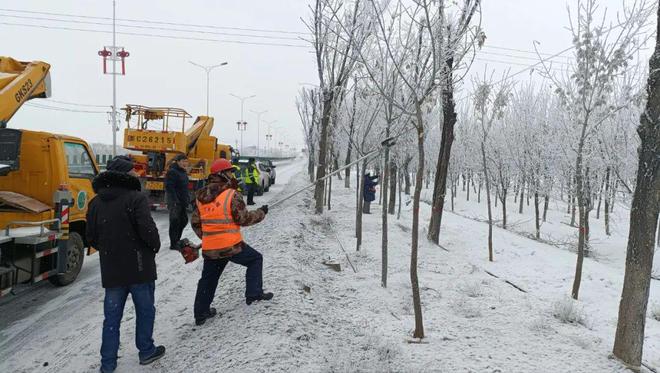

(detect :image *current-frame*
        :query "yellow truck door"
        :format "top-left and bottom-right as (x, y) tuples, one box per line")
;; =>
(62, 142), (98, 222)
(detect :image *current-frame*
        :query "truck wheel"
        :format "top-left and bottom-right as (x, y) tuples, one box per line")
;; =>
(264, 182), (270, 192)
(49, 232), (85, 286)
(258, 183), (264, 196)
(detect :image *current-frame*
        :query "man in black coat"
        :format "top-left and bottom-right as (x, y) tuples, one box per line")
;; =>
(165, 153), (190, 250)
(86, 155), (165, 373)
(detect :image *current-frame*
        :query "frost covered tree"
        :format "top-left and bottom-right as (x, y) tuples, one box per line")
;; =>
(306, 0), (371, 214)
(612, 3), (660, 368)
(473, 73), (511, 262)
(425, 0), (483, 245)
(537, 0), (655, 300)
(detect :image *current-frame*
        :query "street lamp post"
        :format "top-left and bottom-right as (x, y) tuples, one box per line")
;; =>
(250, 109), (267, 156)
(263, 119), (277, 156)
(190, 61), (228, 116)
(230, 93), (256, 153)
(236, 121), (247, 153)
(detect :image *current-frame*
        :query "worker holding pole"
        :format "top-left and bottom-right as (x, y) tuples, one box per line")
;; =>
(191, 159), (272, 326)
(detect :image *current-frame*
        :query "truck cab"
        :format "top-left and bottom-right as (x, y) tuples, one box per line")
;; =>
(0, 128), (99, 294)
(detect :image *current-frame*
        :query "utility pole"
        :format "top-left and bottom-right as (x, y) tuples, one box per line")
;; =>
(112, 0), (116, 156)
(229, 93), (255, 153)
(250, 109), (267, 156)
(98, 0), (129, 157)
(189, 61), (228, 116)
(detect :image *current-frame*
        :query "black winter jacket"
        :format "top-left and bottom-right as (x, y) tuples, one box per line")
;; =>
(86, 171), (161, 288)
(165, 163), (190, 207)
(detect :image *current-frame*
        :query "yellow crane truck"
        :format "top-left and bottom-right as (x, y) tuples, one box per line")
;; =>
(122, 104), (233, 209)
(0, 56), (99, 297)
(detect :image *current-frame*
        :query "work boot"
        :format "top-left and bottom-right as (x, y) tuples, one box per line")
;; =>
(139, 346), (166, 365)
(195, 307), (218, 326)
(246, 292), (274, 305)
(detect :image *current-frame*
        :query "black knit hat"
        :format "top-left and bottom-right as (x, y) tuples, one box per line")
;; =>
(107, 155), (134, 173)
(172, 153), (188, 162)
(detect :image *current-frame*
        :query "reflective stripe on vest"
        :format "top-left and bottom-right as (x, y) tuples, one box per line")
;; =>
(197, 189), (243, 250)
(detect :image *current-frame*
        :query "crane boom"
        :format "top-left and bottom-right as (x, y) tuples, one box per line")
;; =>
(0, 56), (51, 128)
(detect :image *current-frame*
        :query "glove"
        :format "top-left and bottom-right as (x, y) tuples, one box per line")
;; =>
(259, 205), (269, 215)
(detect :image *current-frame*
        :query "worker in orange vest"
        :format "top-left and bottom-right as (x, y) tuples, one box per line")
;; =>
(191, 158), (273, 326)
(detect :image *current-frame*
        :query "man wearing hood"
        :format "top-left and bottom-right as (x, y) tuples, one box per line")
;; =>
(165, 153), (190, 250)
(191, 158), (272, 326)
(86, 155), (165, 373)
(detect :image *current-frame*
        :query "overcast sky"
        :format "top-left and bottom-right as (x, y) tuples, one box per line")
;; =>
(3, 0), (652, 150)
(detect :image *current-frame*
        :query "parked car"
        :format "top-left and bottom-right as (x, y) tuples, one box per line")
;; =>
(260, 159), (276, 185)
(235, 159), (270, 196)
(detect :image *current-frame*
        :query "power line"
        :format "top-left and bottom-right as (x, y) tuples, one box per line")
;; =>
(0, 7), (308, 35)
(45, 99), (108, 108)
(483, 45), (572, 60)
(478, 50), (570, 66)
(25, 102), (107, 113)
(0, 22), (310, 48)
(454, 46), (576, 104)
(474, 57), (565, 72)
(0, 13), (304, 41)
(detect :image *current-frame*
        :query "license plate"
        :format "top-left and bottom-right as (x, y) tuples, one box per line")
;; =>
(145, 181), (164, 191)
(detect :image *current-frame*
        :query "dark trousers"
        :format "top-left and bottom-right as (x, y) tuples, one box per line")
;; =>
(168, 203), (188, 248)
(246, 183), (256, 204)
(101, 282), (156, 371)
(193, 244), (263, 319)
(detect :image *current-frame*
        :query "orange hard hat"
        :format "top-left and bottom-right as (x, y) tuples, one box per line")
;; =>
(210, 158), (234, 174)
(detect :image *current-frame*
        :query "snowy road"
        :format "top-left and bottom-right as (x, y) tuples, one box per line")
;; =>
(0, 158), (306, 373)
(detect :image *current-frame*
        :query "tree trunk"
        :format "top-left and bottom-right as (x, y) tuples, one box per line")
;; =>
(404, 159), (412, 195)
(451, 177), (456, 212)
(466, 173), (471, 201)
(572, 116), (591, 300)
(543, 194), (550, 222)
(518, 178), (525, 214)
(397, 170), (403, 220)
(344, 91), (357, 189)
(327, 164), (333, 210)
(596, 172), (605, 220)
(308, 151), (316, 183)
(410, 105), (425, 339)
(501, 188), (508, 230)
(480, 141), (494, 262)
(355, 159), (361, 238)
(334, 156), (342, 180)
(428, 66), (457, 244)
(313, 92), (334, 214)
(356, 158), (367, 250)
(389, 161), (397, 215)
(571, 176), (577, 226)
(478, 180), (482, 203)
(567, 179), (572, 214)
(613, 18), (660, 365)
(535, 192), (541, 239)
(381, 132), (390, 288)
(604, 167), (611, 236)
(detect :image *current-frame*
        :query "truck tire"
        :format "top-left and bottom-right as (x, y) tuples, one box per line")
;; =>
(49, 232), (85, 286)
(264, 182), (270, 192)
(257, 182), (264, 196)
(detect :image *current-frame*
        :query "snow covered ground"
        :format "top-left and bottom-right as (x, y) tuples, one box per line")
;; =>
(1, 161), (658, 372)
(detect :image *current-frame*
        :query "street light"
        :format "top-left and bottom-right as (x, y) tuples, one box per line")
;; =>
(229, 93), (256, 153)
(189, 60), (228, 116)
(236, 120), (247, 153)
(250, 109), (267, 156)
(263, 119), (277, 155)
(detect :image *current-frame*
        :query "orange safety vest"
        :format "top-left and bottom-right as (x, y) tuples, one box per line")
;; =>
(197, 189), (243, 252)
